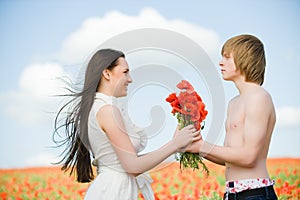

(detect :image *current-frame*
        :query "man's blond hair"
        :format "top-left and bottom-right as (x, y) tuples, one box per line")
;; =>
(221, 34), (266, 85)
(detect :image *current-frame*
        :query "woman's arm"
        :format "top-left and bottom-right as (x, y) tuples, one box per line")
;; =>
(97, 105), (199, 174)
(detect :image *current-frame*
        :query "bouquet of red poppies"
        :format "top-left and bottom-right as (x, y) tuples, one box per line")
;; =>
(166, 80), (209, 174)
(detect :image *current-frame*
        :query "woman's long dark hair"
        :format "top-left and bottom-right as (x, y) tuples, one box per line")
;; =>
(53, 49), (124, 183)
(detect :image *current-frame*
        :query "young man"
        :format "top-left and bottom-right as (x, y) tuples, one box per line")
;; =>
(189, 34), (278, 199)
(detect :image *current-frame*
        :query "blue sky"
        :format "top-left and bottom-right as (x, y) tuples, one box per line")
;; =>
(0, 0), (299, 168)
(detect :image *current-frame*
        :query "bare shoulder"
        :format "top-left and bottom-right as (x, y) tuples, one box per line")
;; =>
(97, 104), (120, 115)
(249, 87), (272, 102)
(96, 104), (123, 129)
(245, 87), (274, 111)
(228, 95), (240, 108)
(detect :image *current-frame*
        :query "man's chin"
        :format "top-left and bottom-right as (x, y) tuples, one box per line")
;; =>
(118, 91), (127, 98)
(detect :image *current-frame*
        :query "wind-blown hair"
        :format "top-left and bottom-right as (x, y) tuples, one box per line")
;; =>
(53, 49), (124, 183)
(221, 34), (266, 85)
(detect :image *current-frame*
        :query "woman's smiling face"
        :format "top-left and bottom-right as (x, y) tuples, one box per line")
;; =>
(109, 57), (133, 97)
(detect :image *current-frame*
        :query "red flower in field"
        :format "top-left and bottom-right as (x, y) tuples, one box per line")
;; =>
(78, 188), (87, 196)
(0, 192), (7, 199)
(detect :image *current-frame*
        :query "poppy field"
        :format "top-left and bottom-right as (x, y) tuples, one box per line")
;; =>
(0, 158), (299, 200)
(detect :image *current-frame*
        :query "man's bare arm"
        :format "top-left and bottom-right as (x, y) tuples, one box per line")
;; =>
(200, 92), (271, 167)
(186, 140), (225, 166)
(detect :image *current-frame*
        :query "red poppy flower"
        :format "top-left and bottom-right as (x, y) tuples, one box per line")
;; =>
(177, 80), (194, 93)
(165, 80), (209, 173)
(171, 99), (181, 114)
(166, 93), (177, 103)
(166, 80), (208, 129)
(193, 91), (202, 101)
(178, 92), (197, 104)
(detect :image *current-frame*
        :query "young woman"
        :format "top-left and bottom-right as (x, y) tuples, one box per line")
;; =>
(53, 49), (200, 200)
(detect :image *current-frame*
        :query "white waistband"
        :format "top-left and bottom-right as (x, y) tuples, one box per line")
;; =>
(97, 165), (126, 174)
(226, 178), (275, 193)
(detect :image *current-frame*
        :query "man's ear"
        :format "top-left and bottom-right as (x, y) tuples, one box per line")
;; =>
(102, 69), (110, 80)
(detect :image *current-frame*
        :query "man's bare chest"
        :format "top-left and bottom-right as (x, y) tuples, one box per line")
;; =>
(225, 101), (245, 146)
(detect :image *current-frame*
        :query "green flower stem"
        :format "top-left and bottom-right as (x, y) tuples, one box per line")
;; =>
(175, 113), (209, 175)
(176, 152), (209, 175)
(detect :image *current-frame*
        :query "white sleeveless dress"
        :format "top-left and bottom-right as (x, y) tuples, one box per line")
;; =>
(84, 93), (154, 200)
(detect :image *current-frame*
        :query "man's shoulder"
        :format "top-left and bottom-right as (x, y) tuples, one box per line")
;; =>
(245, 87), (274, 112)
(248, 87), (271, 102)
(228, 95), (240, 108)
(229, 95), (240, 103)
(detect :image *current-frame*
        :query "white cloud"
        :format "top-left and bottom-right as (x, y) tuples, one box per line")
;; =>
(0, 62), (68, 126)
(19, 63), (65, 96)
(59, 7), (220, 65)
(1, 8), (220, 128)
(276, 106), (300, 127)
(25, 152), (59, 167)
